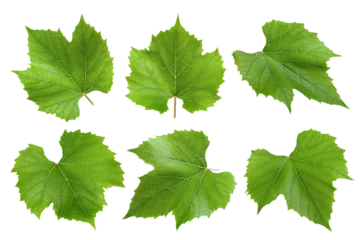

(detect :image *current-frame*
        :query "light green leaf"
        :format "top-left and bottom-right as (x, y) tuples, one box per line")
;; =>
(233, 20), (347, 112)
(125, 130), (236, 229)
(245, 129), (352, 230)
(13, 15), (114, 121)
(12, 130), (124, 228)
(126, 16), (225, 117)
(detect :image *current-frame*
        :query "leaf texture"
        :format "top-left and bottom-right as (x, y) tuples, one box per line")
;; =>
(233, 20), (347, 112)
(12, 130), (124, 228)
(125, 130), (236, 229)
(13, 15), (114, 121)
(126, 16), (225, 114)
(245, 129), (352, 230)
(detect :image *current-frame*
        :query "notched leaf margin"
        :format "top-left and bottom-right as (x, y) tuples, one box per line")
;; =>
(124, 12), (228, 117)
(121, 128), (239, 232)
(9, 128), (126, 232)
(8, 12), (116, 124)
(242, 128), (356, 232)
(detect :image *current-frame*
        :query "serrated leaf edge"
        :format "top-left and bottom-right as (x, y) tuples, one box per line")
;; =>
(10, 128), (126, 232)
(230, 18), (352, 114)
(124, 12), (228, 116)
(121, 128), (239, 232)
(242, 128), (355, 232)
(9, 12), (116, 124)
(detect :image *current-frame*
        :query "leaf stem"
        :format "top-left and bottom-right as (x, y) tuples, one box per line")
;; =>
(206, 168), (219, 171)
(174, 96), (177, 118)
(83, 93), (94, 105)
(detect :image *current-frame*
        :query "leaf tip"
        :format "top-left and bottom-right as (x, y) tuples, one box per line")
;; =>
(175, 12), (181, 23)
(120, 214), (131, 221)
(24, 24), (32, 31)
(344, 102), (352, 111)
(349, 176), (356, 183)
(324, 223), (332, 231)
(286, 106), (292, 114)
(89, 224), (98, 233)
(335, 52), (344, 58)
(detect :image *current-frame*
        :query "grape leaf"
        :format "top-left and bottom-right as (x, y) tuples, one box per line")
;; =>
(233, 20), (347, 112)
(12, 130), (124, 228)
(126, 16), (225, 117)
(13, 15), (114, 121)
(125, 130), (236, 229)
(245, 129), (352, 230)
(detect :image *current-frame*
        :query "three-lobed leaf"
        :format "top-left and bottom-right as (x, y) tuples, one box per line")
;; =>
(126, 16), (225, 116)
(13, 16), (114, 121)
(233, 20), (347, 112)
(245, 129), (352, 230)
(12, 130), (124, 228)
(125, 130), (236, 229)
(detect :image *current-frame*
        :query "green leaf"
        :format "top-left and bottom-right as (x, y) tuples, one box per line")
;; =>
(233, 20), (347, 112)
(245, 129), (352, 230)
(125, 130), (236, 229)
(126, 16), (225, 117)
(13, 15), (114, 121)
(12, 130), (124, 228)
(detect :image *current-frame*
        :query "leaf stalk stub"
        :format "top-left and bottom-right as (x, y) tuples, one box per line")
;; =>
(206, 168), (219, 171)
(172, 96), (177, 120)
(83, 93), (94, 105)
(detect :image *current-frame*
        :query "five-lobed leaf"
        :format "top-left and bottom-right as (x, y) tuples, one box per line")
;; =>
(13, 15), (114, 121)
(125, 130), (236, 229)
(126, 16), (225, 116)
(245, 129), (352, 230)
(12, 130), (124, 228)
(233, 20), (347, 112)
